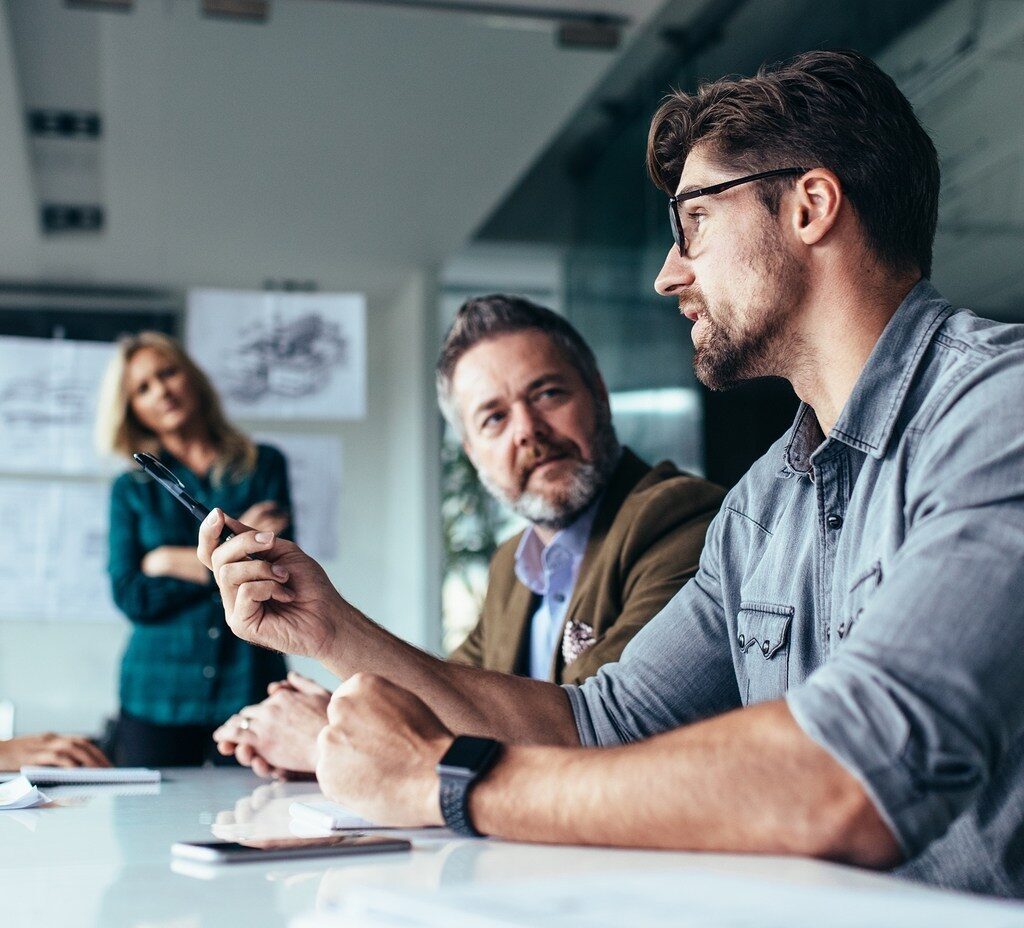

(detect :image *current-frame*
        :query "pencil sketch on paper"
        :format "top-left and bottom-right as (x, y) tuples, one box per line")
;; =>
(187, 290), (367, 421)
(0, 374), (90, 427)
(222, 312), (348, 403)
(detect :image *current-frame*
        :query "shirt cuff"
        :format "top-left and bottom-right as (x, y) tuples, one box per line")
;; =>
(786, 678), (931, 859)
(564, 684), (600, 747)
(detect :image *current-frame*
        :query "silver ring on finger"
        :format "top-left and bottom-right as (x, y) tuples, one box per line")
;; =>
(239, 716), (253, 732)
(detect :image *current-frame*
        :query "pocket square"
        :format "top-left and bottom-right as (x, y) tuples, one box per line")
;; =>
(562, 620), (597, 666)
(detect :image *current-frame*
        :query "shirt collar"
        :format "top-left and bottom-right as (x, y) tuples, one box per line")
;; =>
(784, 279), (954, 473)
(514, 496), (602, 596)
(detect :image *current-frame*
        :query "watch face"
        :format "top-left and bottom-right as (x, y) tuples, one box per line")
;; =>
(439, 736), (499, 773)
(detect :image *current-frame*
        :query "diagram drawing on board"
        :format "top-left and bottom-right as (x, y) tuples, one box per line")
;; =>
(222, 312), (348, 403)
(187, 289), (367, 421)
(0, 373), (90, 427)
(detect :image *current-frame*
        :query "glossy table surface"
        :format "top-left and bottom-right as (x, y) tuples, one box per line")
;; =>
(2, 767), (1022, 927)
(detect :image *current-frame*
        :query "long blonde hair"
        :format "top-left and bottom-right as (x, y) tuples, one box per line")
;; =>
(95, 331), (257, 483)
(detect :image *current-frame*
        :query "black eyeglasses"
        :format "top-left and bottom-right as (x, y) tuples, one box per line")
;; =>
(668, 166), (807, 256)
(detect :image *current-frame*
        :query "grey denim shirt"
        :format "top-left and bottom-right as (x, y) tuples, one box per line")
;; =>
(565, 280), (1024, 896)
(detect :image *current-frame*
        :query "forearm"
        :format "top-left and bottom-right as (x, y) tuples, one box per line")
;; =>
(142, 547), (211, 585)
(469, 700), (901, 867)
(323, 609), (579, 746)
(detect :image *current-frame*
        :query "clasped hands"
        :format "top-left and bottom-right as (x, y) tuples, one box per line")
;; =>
(198, 509), (452, 826)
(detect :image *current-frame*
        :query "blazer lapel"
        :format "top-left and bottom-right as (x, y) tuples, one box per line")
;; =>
(488, 571), (539, 676)
(550, 448), (652, 680)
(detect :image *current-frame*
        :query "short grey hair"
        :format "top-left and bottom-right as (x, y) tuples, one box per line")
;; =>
(436, 294), (606, 437)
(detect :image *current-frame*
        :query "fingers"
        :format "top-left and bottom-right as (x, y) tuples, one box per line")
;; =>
(217, 559), (290, 592)
(209, 528), (279, 579)
(197, 508), (226, 569)
(232, 581), (296, 629)
(76, 739), (112, 768)
(198, 508), (270, 571)
(288, 671), (331, 698)
(37, 736), (111, 768)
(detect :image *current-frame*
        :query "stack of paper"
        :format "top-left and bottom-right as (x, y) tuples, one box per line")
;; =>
(0, 775), (48, 811)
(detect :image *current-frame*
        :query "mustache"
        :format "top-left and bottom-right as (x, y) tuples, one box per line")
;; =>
(514, 438), (581, 489)
(678, 291), (709, 318)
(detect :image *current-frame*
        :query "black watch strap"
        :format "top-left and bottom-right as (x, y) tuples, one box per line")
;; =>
(439, 775), (483, 837)
(437, 736), (502, 837)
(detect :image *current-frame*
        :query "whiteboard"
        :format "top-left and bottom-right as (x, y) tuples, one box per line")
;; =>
(0, 337), (117, 477)
(253, 431), (343, 563)
(0, 479), (120, 623)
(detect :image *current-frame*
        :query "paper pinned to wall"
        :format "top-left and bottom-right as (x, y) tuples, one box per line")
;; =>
(253, 432), (342, 562)
(0, 479), (120, 623)
(0, 337), (117, 477)
(186, 290), (366, 421)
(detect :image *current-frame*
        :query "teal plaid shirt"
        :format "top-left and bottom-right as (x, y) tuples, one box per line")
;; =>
(108, 444), (290, 726)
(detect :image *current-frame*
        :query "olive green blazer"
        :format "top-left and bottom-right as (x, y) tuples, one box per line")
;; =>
(448, 448), (725, 684)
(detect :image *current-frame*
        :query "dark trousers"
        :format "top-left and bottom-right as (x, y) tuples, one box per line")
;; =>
(114, 710), (238, 768)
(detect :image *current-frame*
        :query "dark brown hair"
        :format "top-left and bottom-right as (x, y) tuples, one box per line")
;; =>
(436, 294), (606, 436)
(647, 49), (939, 277)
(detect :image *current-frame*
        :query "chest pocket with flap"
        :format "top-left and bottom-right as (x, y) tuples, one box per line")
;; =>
(736, 602), (794, 705)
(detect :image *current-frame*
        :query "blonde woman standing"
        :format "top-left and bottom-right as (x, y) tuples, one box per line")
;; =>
(96, 333), (292, 766)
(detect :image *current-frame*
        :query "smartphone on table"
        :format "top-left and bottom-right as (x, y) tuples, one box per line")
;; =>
(171, 834), (411, 864)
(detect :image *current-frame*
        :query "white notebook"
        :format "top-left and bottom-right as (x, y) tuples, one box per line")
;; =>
(20, 766), (161, 785)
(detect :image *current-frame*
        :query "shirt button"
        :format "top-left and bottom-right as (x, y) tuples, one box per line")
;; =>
(737, 634), (745, 648)
(761, 640), (771, 656)
(826, 514), (843, 530)
(208, 627), (221, 640)
(553, 594), (566, 604)
(837, 622), (846, 638)
(202, 665), (216, 679)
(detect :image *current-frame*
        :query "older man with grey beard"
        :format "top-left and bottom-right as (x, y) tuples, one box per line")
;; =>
(212, 294), (723, 778)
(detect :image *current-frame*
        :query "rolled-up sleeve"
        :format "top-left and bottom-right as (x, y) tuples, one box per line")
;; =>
(787, 354), (1024, 857)
(565, 508), (742, 747)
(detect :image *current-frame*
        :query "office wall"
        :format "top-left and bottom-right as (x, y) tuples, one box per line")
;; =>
(0, 273), (442, 734)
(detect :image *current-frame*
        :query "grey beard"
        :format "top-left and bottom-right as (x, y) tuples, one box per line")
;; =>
(478, 418), (620, 531)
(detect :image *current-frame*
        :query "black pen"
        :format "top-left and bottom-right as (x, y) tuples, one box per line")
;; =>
(132, 451), (254, 553)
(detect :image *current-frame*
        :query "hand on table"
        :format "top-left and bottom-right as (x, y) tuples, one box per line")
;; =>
(0, 733), (111, 770)
(213, 672), (330, 779)
(316, 673), (453, 827)
(238, 500), (290, 536)
(197, 508), (348, 661)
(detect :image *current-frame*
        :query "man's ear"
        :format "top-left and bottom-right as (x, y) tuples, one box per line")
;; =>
(791, 168), (843, 247)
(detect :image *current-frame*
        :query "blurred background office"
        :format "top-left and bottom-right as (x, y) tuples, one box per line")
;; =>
(0, 0), (1021, 740)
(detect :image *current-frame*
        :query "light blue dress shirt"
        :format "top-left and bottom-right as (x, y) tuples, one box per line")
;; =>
(566, 281), (1024, 896)
(514, 500), (600, 680)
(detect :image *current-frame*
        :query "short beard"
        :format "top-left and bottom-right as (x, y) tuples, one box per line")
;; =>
(478, 407), (620, 531)
(689, 228), (806, 391)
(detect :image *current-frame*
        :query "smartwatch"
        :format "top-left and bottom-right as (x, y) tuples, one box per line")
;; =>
(436, 735), (502, 837)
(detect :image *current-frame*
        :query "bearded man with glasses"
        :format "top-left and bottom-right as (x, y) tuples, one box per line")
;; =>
(200, 50), (1024, 897)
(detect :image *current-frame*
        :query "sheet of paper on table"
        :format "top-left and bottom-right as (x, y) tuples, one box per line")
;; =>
(292, 868), (1024, 928)
(0, 775), (48, 810)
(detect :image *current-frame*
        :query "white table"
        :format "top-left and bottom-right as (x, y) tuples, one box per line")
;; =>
(1, 768), (1021, 927)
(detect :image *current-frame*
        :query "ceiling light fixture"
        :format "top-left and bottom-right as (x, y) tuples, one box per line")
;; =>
(326, 0), (628, 49)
